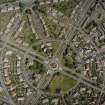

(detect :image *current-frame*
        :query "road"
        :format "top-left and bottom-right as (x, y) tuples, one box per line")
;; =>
(0, 39), (45, 64)
(60, 70), (105, 93)
(0, 0), (103, 105)
(56, 0), (96, 58)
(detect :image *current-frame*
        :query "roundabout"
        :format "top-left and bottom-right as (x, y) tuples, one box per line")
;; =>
(0, 0), (105, 105)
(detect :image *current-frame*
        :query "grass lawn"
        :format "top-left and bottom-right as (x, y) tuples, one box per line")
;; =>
(0, 11), (15, 32)
(53, 0), (82, 17)
(61, 54), (74, 69)
(18, 15), (36, 45)
(29, 60), (46, 74)
(32, 80), (37, 86)
(0, 91), (5, 97)
(48, 74), (76, 93)
(42, 15), (64, 38)
(32, 41), (59, 57)
(32, 43), (48, 57)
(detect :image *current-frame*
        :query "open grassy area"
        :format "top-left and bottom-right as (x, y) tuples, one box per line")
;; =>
(19, 15), (36, 45)
(28, 60), (46, 74)
(48, 73), (76, 93)
(32, 43), (48, 57)
(0, 11), (15, 32)
(0, 91), (6, 97)
(42, 15), (64, 38)
(61, 53), (75, 69)
(53, 0), (82, 17)
(32, 39), (59, 57)
(32, 39), (60, 57)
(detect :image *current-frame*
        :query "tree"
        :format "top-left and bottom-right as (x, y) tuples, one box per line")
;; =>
(32, 0), (39, 10)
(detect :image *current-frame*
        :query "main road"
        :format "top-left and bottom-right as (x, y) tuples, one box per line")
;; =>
(56, 0), (96, 58)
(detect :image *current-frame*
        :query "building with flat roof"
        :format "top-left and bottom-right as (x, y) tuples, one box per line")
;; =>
(20, 0), (37, 7)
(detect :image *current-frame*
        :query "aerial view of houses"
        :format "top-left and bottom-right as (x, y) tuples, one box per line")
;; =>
(0, 0), (105, 105)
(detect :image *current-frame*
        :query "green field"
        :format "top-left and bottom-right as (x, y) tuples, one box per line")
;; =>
(48, 73), (76, 93)
(18, 15), (36, 45)
(0, 91), (6, 97)
(42, 15), (64, 38)
(0, 12), (15, 32)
